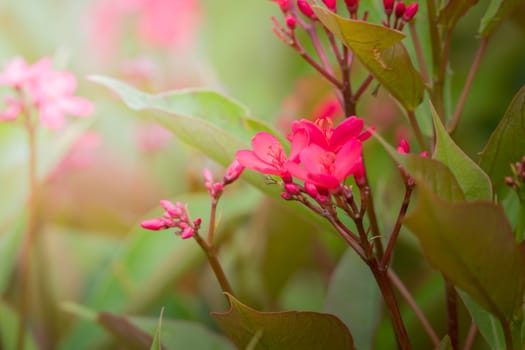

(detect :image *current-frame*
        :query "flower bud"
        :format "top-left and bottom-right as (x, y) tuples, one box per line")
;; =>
(285, 15), (297, 30)
(323, 0), (336, 11)
(273, 0), (291, 12)
(160, 200), (181, 217)
(297, 0), (316, 19)
(223, 159), (244, 185)
(344, 0), (359, 14)
(285, 182), (301, 195)
(403, 2), (418, 22)
(280, 192), (293, 200)
(383, 0), (394, 16)
(397, 139), (410, 154)
(141, 218), (168, 230)
(395, 1), (406, 19)
(193, 217), (202, 228)
(304, 182), (319, 198)
(180, 227), (195, 239)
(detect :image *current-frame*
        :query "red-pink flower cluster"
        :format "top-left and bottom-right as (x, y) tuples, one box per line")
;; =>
(0, 57), (93, 129)
(141, 200), (202, 239)
(236, 116), (373, 192)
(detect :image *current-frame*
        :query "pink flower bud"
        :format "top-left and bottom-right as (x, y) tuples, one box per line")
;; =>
(223, 159), (244, 185)
(203, 168), (214, 186)
(304, 182), (319, 198)
(383, 0), (394, 15)
(395, 2), (406, 19)
(284, 183), (301, 195)
(420, 151), (429, 158)
(180, 227), (194, 239)
(282, 173), (293, 184)
(285, 15), (297, 30)
(213, 182), (224, 194)
(280, 192), (293, 200)
(397, 139), (410, 154)
(193, 217), (202, 227)
(297, 0), (316, 19)
(344, 0), (359, 14)
(322, 0), (336, 11)
(273, 0), (291, 12)
(141, 218), (167, 230)
(403, 3), (418, 21)
(160, 200), (181, 217)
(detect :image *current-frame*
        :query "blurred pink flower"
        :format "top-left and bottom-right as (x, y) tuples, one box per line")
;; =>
(0, 56), (93, 129)
(86, 0), (200, 62)
(136, 123), (173, 154)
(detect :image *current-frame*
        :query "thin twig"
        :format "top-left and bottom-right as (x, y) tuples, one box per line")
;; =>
(463, 321), (477, 350)
(409, 22), (430, 86)
(388, 270), (441, 346)
(445, 278), (459, 350)
(448, 38), (489, 133)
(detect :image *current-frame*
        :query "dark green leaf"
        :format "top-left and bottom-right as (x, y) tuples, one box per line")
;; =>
(374, 133), (465, 200)
(432, 105), (492, 200)
(313, 6), (424, 111)
(438, 0), (480, 30)
(480, 84), (525, 197)
(404, 185), (525, 320)
(213, 293), (355, 350)
(459, 291), (505, 350)
(479, 0), (522, 37)
(324, 249), (381, 350)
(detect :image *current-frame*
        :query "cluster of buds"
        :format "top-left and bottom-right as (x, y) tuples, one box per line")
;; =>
(382, 0), (419, 30)
(505, 156), (525, 199)
(141, 160), (244, 239)
(141, 200), (202, 239)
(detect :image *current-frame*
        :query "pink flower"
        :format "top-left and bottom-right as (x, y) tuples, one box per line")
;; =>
(289, 116), (373, 153)
(236, 132), (290, 178)
(0, 56), (93, 129)
(287, 139), (363, 190)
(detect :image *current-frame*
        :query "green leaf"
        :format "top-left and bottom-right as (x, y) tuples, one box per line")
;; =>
(434, 335), (453, 350)
(0, 301), (38, 350)
(459, 291), (506, 350)
(479, 0), (522, 37)
(431, 105), (493, 200)
(60, 189), (260, 349)
(313, 6), (424, 111)
(404, 185), (525, 320)
(63, 303), (234, 350)
(90, 75), (283, 167)
(438, 0), (480, 30)
(324, 249), (381, 350)
(480, 84), (525, 197)
(374, 133), (465, 200)
(150, 308), (164, 350)
(213, 293), (355, 350)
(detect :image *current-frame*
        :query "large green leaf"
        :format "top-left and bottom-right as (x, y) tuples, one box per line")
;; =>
(313, 6), (424, 111)
(59, 189), (260, 350)
(432, 105), (492, 200)
(459, 291), (505, 350)
(480, 85), (525, 197)
(404, 186), (525, 320)
(324, 249), (381, 350)
(438, 0), (480, 30)
(375, 134), (465, 201)
(213, 293), (355, 350)
(479, 0), (522, 37)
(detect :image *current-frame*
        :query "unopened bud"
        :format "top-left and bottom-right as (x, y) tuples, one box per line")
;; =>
(273, 0), (291, 12)
(297, 0), (316, 19)
(383, 0), (394, 16)
(281, 192), (293, 200)
(141, 218), (168, 231)
(304, 182), (319, 198)
(282, 172), (293, 184)
(395, 2), (406, 19)
(403, 2), (418, 22)
(180, 227), (195, 239)
(223, 159), (244, 185)
(397, 139), (410, 154)
(285, 15), (297, 30)
(193, 217), (202, 228)
(505, 176), (516, 187)
(160, 200), (181, 217)
(323, 0), (336, 11)
(344, 0), (359, 14)
(285, 182), (301, 195)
